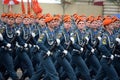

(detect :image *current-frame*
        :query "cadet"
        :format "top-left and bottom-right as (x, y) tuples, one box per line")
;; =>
(2, 13), (20, 80)
(14, 14), (34, 80)
(30, 15), (59, 80)
(54, 15), (77, 80)
(86, 17), (101, 76)
(70, 17), (92, 80)
(95, 18), (119, 80)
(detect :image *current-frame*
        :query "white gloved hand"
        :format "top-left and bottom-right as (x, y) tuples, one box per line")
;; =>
(80, 47), (84, 52)
(35, 45), (40, 50)
(70, 37), (75, 44)
(46, 51), (51, 56)
(56, 39), (60, 46)
(24, 43), (28, 48)
(6, 43), (11, 48)
(91, 48), (95, 53)
(116, 38), (120, 44)
(16, 30), (21, 36)
(29, 44), (32, 48)
(110, 55), (114, 60)
(63, 50), (68, 55)
(31, 32), (36, 38)
(16, 42), (20, 47)
(0, 33), (3, 41)
(98, 36), (101, 41)
(85, 37), (89, 43)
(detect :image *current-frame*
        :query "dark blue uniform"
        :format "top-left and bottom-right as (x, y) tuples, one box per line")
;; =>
(70, 28), (92, 80)
(30, 27), (59, 80)
(95, 30), (119, 80)
(2, 24), (20, 80)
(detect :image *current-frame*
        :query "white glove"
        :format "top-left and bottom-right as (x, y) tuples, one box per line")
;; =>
(29, 44), (32, 48)
(98, 36), (101, 41)
(46, 51), (51, 56)
(35, 45), (40, 50)
(63, 50), (68, 55)
(24, 43), (28, 48)
(91, 48), (95, 53)
(116, 38), (120, 44)
(6, 43), (11, 48)
(16, 42), (20, 47)
(16, 30), (21, 36)
(80, 47), (84, 52)
(85, 37), (89, 43)
(0, 33), (3, 41)
(110, 55), (114, 60)
(56, 39), (60, 46)
(70, 37), (75, 44)
(31, 32), (36, 38)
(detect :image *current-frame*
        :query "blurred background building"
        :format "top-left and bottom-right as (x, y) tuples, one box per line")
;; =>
(0, 0), (120, 16)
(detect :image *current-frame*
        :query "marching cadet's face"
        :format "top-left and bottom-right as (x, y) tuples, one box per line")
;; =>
(114, 21), (120, 28)
(54, 20), (60, 27)
(90, 21), (98, 29)
(23, 18), (30, 25)
(77, 21), (85, 30)
(106, 24), (114, 31)
(86, 21), (91, 27)
(48, 20), (55, 29)
(30, 18), (35, 24)
(64, 21), (71, 30)
(1, 17), (4, 22)
(36, 18), (39, 23)
(7, 18), (15, 26)
(38, 18), (45, 26)
(15, 17), (23, 24)
(97, 20), (102, 27)
(4, 16), (8, 23)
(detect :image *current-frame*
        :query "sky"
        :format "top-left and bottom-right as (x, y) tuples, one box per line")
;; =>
(17, 0), (61, 3)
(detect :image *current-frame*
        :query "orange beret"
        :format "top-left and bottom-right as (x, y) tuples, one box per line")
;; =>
(45, 13), (51, 17)
(15, 14), (22, 18)
(37, 14), (44, 19)
(1, 13), (7, 17)
(23, 14), (30, 18)
(53, 16), (60, 20)
(29, 14), (34, 18)
(63, 16), (71, 22)
(78, 16), (84, 21)
(86, 16), (94, 22)
(64, 14), (71, 18)
(103, 19), (112, 26)
(112, 16), (119, 22)
(7, 13), (15, 18)
(97, 15), (103, 20)
(45, 16), (53, 23)
(55, 14), (61, 18)
(80, 14), (86, 17)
